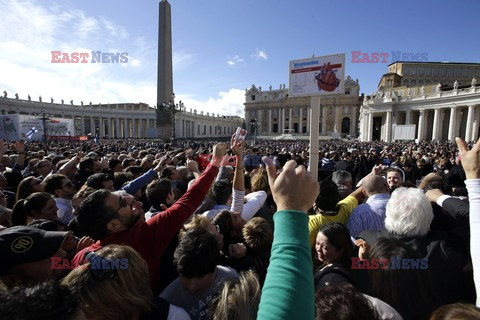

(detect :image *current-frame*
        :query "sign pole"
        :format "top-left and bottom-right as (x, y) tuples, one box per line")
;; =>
(309, 96), (320, 181)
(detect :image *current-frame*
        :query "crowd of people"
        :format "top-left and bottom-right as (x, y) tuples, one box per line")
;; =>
(0, 135), (479, 320)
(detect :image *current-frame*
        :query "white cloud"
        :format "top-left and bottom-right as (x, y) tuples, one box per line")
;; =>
(252, 48), (268, 60)
(0, 0), (242, 119)
(226, 55), (244, 66)
(173, 50), (195, 71)
(177, 88), (245, 117)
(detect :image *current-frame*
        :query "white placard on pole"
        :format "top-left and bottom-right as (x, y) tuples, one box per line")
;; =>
(309, 96), (320, 180)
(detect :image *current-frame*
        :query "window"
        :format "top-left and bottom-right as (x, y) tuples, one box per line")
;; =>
(210, 126), (212, 134)
(251, 95), (256, 101)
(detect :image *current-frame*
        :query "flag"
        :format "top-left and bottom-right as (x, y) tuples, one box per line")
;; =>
(26, 127), (38, 139)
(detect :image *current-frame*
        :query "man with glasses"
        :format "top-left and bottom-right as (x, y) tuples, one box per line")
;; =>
(73, 144), (228, 294)
(35, 160), (53, 180)
(43, 174), (76, 224)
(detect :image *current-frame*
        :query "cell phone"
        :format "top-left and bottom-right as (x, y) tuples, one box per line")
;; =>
(234, 127), (247, 141)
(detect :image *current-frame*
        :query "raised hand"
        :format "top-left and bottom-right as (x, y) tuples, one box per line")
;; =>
(230, 136), (245, 157)
(263, 157), (319, 213)
(456, 137), (480, 179)
(14, 141), (25, 153)
(211, 143), (227, 167)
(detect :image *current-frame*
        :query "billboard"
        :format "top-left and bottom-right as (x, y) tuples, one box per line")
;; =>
(289, 53), (345, 97)
(0, 115), (74, 140)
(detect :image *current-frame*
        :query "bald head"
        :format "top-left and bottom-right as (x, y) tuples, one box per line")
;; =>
(363, 175), (388, 196)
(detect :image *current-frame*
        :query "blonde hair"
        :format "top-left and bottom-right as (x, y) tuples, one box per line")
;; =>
(62, 245), (153, 320)
(250, 169), (269, 193)
(180, 215), (212, 239)
(211, 270), (261, 320)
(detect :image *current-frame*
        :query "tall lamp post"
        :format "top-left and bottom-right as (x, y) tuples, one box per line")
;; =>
(161, 93), (184, 146)
(250, 118), (259, 144)
(35, 108), (52, 142)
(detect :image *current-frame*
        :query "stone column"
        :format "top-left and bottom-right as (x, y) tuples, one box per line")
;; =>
(89, 117), (94, 135)
(350, 108), (356, 136)
(385, 111), (392, 142)
(321, 105), (327, 135)
(335, 105), (342, 134)
(473, 105), (480, 141)
(280, 108), (285, 133)
(448, 107), (457, 142)
(405, 110), (411, 124)
(466, 105), (475, 142)
(98, 117), (104, 137)
(81, 116), (85, 135)
(432, 109), (440, 141)
(108, 118), (112, 137)
(257, 109), (263, 135)
(418, 110), (425, 140)
(132, 118), (137, 138)
(289, 108), (293, 132)
(367, 113), (373, 141)
(268, 109), (272, 134)
(306, 107), (310, 134)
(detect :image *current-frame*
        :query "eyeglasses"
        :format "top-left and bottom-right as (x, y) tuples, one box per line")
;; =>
(110, 194), (132, 220)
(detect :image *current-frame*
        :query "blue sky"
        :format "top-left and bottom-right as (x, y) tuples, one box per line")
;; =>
(1, 0), (479, 117)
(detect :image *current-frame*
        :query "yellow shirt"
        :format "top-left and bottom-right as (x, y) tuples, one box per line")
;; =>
(308, 195), (358, 248)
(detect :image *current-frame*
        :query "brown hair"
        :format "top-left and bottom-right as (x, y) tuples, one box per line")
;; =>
(429, 303), (480, 320)
(180, 215), (212, 239)
(62, 245), (153, 320)
(250, 169), (270, 193)
(242, 217), (272, 255)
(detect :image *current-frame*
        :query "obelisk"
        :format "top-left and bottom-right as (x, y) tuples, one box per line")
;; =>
(157, 0), (174, 140)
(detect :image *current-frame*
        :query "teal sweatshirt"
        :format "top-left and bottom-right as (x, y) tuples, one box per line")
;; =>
(257, 210), (314, 320)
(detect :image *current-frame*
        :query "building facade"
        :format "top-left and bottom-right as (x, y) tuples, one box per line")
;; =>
(0, 94), (243, 139)
(360, 61), (480, 142)
(382, 61), (480, 89)
(244, 76), (362, 137)
(359, 79), (480, 142)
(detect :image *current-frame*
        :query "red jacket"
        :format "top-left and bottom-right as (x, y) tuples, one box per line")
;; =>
(72, 164), (218, 292)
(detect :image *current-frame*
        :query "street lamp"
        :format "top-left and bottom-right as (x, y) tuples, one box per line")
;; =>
(35, 108), (52, 142)
(250, 118), (259, 144)
(161, 93), (184, 146)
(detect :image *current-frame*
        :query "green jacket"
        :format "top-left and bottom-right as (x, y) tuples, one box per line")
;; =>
(257, 210), (314, 320)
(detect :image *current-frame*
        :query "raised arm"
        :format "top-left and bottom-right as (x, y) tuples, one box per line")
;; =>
(258, 158), (319, 320)
(456, 137), (480, 306)
(146, 144), (227, 234)
(231, 138), (245, 214)
(121, 158), (166, 195)
(58, 151), (82, 176)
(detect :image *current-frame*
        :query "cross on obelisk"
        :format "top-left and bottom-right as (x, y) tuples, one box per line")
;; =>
(157, 0), (174, 140)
